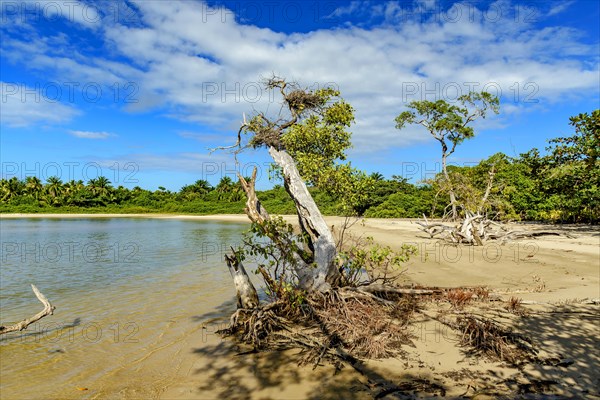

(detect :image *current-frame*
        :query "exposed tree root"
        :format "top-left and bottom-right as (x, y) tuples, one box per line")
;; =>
(455, 315), (537, 364)
(417, 212), (575, 245)
(220, 285), (553, 367)
(220, 289), (419, 363)
(218, 283), (589, 400)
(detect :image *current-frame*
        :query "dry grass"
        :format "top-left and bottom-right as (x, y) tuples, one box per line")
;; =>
(456, 315), (536, 364)
(447, 288), (475, 309)
(314, 296), (415, 359)
(505, 296), (527, 315)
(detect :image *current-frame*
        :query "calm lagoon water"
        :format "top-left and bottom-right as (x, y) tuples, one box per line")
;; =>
(0, 217), (248, 399)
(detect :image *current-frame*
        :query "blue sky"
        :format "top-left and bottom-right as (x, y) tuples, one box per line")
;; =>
(1, 0), (598, 191)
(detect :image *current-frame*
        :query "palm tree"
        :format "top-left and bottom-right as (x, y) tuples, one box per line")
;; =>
(228, 186), (244, 202)
(96, 176), (113, 197)
(64, 180), (85, 195)
(0, 177), (24, 202)
(25, 176), (43, 200)
(215, 176), (234, 200)
(63, 180), (88, 206)
(193, 179), (213, 194)
(370, 172), (385, 181)
(88, 176), (113, 197)
(45, 176), (63, 198)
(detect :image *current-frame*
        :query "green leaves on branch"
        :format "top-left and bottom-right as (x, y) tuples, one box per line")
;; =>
(395, 91), (499, 150)
(337, 237), (417, 286)
(243, 80), (368, 216)
(538, 109), (600, 222)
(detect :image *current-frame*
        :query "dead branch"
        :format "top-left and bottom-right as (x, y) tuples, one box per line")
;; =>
(238, 167), (269, 224)
(224, 248), (259, 310)
(0, 284), (55, 335)
(416, 212), (574, 245)
(478, 165), (496, 214)
(208, 113), (248, 154)
(353, 284), (437, 296)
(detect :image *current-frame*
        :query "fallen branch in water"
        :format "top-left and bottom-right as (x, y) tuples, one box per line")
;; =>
(0, 285), (55, 335)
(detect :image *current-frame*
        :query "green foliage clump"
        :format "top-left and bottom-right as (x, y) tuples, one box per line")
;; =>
(338, 237), (417, 286)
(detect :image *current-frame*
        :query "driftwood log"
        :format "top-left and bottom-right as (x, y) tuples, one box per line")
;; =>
(0, 284), (55, 335)
(416, 213), (573, 245)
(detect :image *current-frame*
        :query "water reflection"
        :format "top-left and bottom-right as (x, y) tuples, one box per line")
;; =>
(0, 218), (248, 399)
(1, 218), (246, 314)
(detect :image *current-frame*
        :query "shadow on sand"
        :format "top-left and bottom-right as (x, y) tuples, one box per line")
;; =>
(188, 298), (448, 400)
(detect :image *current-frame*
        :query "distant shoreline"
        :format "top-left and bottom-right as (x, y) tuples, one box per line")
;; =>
(0, 213), (252, 222)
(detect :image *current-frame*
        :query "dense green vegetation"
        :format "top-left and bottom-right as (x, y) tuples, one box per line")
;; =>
(1, 111), (597, 223)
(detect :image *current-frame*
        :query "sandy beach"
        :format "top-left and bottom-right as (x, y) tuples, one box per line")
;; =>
(163, 215), (600, 399)
(1, 214), (599, 398)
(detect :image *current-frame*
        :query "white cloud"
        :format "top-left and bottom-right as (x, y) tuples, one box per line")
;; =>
(547, 1), (575, 16)
(0, 81), (79, 127)
(2, 0), (598, 151)
(68, 130), (114, 139)
(327, 1), (373, 18)
(97, 151), (231, 173)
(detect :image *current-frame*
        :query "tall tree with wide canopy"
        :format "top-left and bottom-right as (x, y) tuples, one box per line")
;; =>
(395, 92), (499, 220)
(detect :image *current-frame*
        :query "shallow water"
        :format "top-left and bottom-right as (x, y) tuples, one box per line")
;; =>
(0, 218), (247, 399)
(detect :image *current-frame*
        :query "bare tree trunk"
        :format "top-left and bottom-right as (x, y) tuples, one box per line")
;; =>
(238, 169), (316, 289)
(441, 151), (458, 221)
(268, 146), (340, 291)
(478, 166), (496, 215)
(235, 151), (340, 293)
(224, 250), (259, 309)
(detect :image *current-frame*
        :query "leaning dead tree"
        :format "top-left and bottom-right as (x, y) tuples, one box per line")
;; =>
(216, 77), (347, 296)
(210, 77), (429, 361)
(0, 284), (55, 335)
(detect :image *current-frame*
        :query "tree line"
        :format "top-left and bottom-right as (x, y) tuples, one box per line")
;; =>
(363, 108), (598, 224)
(1, 111), (597, 223)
